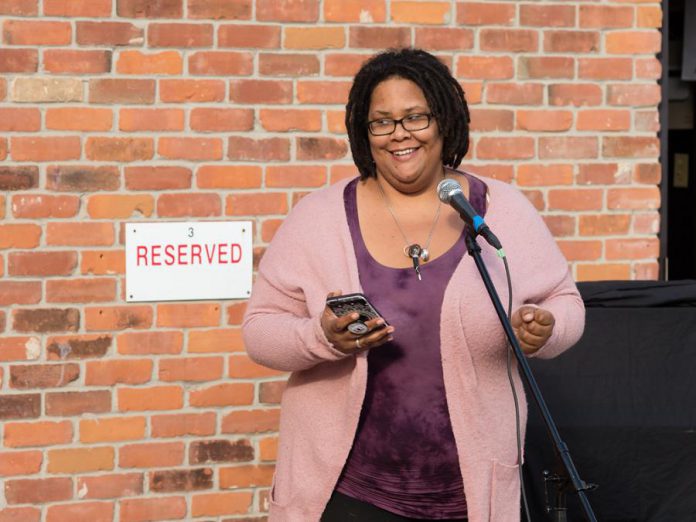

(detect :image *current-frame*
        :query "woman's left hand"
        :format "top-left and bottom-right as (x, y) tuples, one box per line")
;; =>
(511, 306), (555, 355)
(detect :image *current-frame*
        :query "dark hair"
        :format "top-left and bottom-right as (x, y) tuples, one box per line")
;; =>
(345, 48), (471, 179)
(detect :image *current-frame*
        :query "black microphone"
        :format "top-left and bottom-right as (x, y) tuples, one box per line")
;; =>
(437, 178), (503, 250)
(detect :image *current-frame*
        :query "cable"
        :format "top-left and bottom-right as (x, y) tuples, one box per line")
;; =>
(501, 254), (533, 522)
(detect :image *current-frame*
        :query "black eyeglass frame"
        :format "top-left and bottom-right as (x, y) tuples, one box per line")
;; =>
(367, 113), (433, 136)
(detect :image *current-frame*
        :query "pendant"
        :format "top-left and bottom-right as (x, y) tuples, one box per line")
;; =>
(420, 248), (430, 262)
(405, 244), (422, 259)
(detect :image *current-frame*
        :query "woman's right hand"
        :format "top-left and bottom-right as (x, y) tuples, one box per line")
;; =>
(321, 291), (394, 355)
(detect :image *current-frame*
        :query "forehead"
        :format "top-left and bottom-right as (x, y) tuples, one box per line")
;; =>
(368, 77), (429, 114)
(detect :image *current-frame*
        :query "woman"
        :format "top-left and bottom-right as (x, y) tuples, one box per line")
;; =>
(243, 48), (585, 522)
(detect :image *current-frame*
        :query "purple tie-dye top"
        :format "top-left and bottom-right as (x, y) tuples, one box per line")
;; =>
(335, 173), (488, 519)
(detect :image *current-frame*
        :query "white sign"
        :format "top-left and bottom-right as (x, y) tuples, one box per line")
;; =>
(125, 221), (253, 302)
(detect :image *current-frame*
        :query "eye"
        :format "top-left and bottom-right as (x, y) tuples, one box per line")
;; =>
(374, 118), (393, 126)
(406, 114), (429, 122)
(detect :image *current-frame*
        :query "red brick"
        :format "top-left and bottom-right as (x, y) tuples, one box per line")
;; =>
(117, 331), (183, 355)
(540, 137), (598, 160)
(190, 108), (254, 132)
(579, 215), (632, 236)
(85, 360), (153, 386)
(633, 212), (660, 235)
(480, 29), (538, 52)
(192, 491), (252, 517)
(266, 165), (327, 187)
(11, 194), (79, 219)
(159, 79), (225, 102)
(543, 215), (576, 238)
(151, 412), (216, 438)
(259, 53), (320, 76)
(297, 80), (351, 104)
(285, 26), (344, 49)
(119, 442), (184, 468)
(220, 464), (274, 488)
(634, 163), (661, 185)
(10, 363), (79, 389)
(0, 281), (40, 306)
(521, 57), (574, 79)
(257, 0), (318, 22)
(637, 6), (662, 28)
(46, 108), (113, 131)
(487, 84), (544, 105)
(188, 328), (245, 353)
(156, 193), (221, 217)
(516, 164), (574, 187)
(0, 224), (41, 249)
(545, 30), (600, 53)
(391, 1), (449, 24)
(77, 474), (143, 500)
(349, 26), (411, 48)
(262, 219), (283, 242)
(222, 409), (280, 433)
(415, 28), (473, 50)
(457, 2), (514, 25)
(324, 0), (385, 22)
(46, 165), (120, 192)
(557, 240), (602, 262)
(259, 380), (286, 404)
(218, 24), (280, 48)
(0, 394), (41, 420)
(579, 58), (633, 80)
(580, 5), (633, 29)
(0, 1), (38, 16)
(603, 137), (659, 158)
(4, 420), (72, 447)
(520, 4), (575, 27)
(157, 303), (220, 328)
(46, 334), (112, 360)
(44, 50), (112, 74)
(76, 21), (144, 46)
(125, 166), (191, 190)
(606, 31), (661, 54)
(120, 108), (184, 132)
(606, 238), (659, 260)
(196, 165), (261, 189)
(456, 56), (514, 81)
(189, 51), (253, 75)
(159, 357), (224, 382)
(549, 189), (603, 211)
(577, 110), (631, 131)
(0, 337), (35, 362)
(226, 193), (288, 216)
(0, 166), (38, 190)
(189, 383), (254, 407)
(468, 109), (513, 132)
(117, 50), (182, 74)
(79, 251), (125, 277)
(117, 0), (183, 18)
(327, 109), (347, 133)
(188, 0), (251, 19)
(476, 137), (535, 160)
(3, 20), (71, 45)
(47, 223), (115, 247)
(228, 137), (290, 162)
(45, 0), (111, 16)
(297, 137), (348, 160)
(46, 502), (114, 522)
(148, 23), (213, 47)
(0, 49), (37, 72)
(120, 497), (187, 522)
(608, 84), (661, 107)
(12, 308), (80, 333)
(46, 390), (111, 416)
(5, 478), (72, 504)
(229, 79), (292, 104)
(151, 468), (213, 492)
(118, 386), (183, 412)
(190, 439), (253, 464)
(158, 137), (223, 161)
(324, 53), (369, 77)
(11, 137), (81, 162)
(516, 110), (573, 132)
(0, 451), (42, 476)
(89, 79), (155, 104)
(85, 306), (153, 331)
(549, 84), (603, 107)
(636, 58), (662, 80)
(0, 108), (40, 131)
(48, 447), (114, 474)
(230, 354), (286, 378)
(80, 416), (146, 443)
(577, 263), (630, 282)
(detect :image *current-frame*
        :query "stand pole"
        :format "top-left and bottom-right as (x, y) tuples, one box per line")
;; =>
(464, 234), (597, 522)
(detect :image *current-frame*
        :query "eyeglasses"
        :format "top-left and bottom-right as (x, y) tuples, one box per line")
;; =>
(367, 113), (433, 136)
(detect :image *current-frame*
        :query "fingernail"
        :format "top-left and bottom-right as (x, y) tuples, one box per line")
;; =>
(387, 336), (394, 341)
(523, 313), (533, 321)
(376, 319), (384, 325)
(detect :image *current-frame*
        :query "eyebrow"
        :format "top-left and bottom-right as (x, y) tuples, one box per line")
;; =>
(370, 106), (429, 117)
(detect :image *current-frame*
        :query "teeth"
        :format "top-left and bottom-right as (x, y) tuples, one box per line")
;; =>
(393, 148), (416, 156)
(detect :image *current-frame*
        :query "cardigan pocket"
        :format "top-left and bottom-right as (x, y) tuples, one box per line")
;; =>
(489, 460), (520, 521)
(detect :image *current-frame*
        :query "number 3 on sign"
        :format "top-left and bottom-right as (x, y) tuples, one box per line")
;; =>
(187, 227), (194, 238)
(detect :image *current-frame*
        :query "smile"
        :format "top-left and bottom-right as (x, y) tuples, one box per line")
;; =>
(391, 147), (419, 157)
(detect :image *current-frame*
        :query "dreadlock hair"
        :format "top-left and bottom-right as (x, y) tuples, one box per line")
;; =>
(345, 48), (471, 180)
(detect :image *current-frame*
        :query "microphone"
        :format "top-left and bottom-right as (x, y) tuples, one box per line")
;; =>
(437, 178), (503, 250)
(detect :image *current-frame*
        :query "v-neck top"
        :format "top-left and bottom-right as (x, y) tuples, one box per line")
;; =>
(334, 172), (488, 519)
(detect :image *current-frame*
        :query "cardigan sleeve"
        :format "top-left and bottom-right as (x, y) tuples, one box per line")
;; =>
(242, 193), (354, 372)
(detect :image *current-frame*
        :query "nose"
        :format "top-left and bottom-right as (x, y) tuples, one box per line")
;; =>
(391, 120), (411, 139)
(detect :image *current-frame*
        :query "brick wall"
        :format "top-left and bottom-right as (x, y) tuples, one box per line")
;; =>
(0, 0), (661, 520)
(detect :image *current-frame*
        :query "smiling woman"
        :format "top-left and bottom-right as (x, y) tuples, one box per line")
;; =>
(242, 48), (585, 522)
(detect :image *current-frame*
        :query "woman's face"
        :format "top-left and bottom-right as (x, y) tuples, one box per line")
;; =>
(367, 76), (444, 194)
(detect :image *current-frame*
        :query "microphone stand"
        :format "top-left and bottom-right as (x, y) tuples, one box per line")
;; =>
(464, 233), (597, 522)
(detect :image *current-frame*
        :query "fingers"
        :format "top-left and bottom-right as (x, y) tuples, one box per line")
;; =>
(512, 306), (555, 354)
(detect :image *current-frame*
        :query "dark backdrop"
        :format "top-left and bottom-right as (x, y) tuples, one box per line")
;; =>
(523, 280), (696, 522)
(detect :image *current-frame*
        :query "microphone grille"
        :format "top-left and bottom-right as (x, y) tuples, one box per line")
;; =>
(437, 178), (461, 203)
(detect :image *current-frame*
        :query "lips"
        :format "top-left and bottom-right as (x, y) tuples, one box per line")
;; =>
(390, 146), (419, 159)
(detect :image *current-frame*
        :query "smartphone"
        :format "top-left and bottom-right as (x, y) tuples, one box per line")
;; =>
(326, 293), (389, 335)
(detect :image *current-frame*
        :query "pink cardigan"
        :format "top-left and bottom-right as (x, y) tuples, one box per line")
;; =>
(243, 175), (585, 522)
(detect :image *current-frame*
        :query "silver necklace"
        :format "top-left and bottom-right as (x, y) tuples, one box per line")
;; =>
(376, 179), (442, 280)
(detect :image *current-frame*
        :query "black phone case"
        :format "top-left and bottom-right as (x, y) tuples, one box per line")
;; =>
(326, 293), (389, 334)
